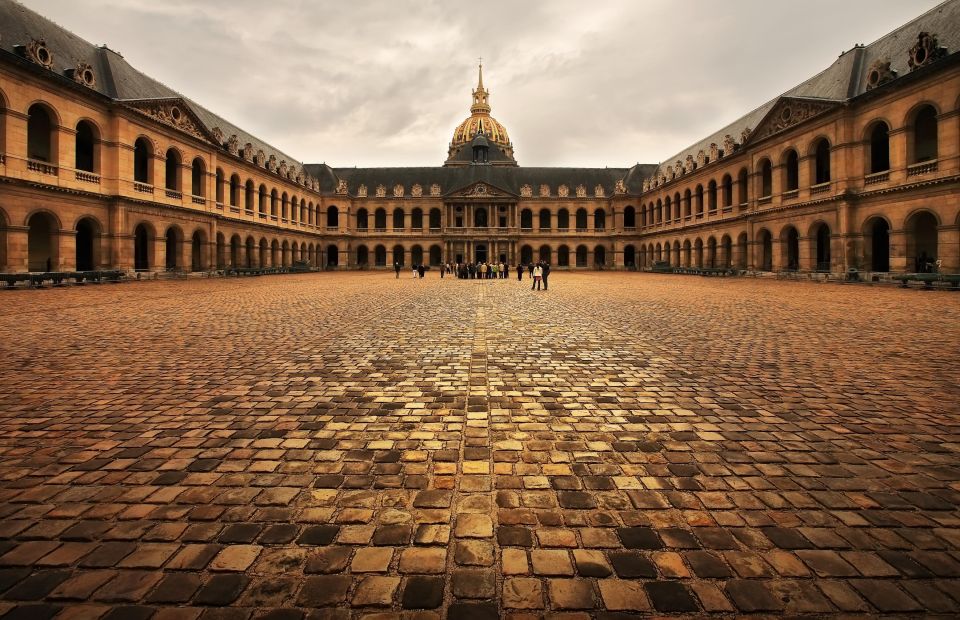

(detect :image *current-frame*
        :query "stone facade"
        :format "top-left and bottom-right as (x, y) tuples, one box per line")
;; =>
(0, 1), (958, 275)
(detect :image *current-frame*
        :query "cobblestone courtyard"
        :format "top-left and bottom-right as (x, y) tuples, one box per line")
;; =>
(0, 272), (958, 619)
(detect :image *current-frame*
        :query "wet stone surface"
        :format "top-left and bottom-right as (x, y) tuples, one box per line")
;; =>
(0, 271), (958, 618)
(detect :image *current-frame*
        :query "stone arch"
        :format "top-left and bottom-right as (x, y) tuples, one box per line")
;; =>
(25, 210), (61, 272)
(539, 208), (551, 230)
(780, 225), (800, 271)
(693, 238), (704, 268)
(810, 137), (831, 184)
(539, 244), (551, 263)
(706, 236), (717, 268)
(557, 208), (570, 230)
(781, 148), (799, 191)
(623, 244), (636, 268)
(356, 207), (369, 229)
(520, 208), (533, 229)
(682, 239), (692, 267)
(259, 237), (269, 267)
(164, 147), (182, 191)
(429, 244), (442, 266)
(191, 228), (208, 271)
(757, 229), (774, 270)
(905, 209), (939, 272)
(134, 222), (155, 271)
(672, 240), (681, 266)
(191, 157), (206, 197)
(215, 232), (226, 268)
(356, 244), (369, 266)
(326, 244), (339, 267)
(230, 234), (243, 267)
(520, 244), (533, 264)
(280, 239), (290, 267)
(557, 245), (570, 267)
(327, 205), (339, 228)
(906, 103), (939, 164)
(429, 208), (442, 229)
(623, 206), (636, 228)
(808, 221), (832, 271)
(164, 225), (184, 269)
(575, 208), (588, 230)
(26, 101), (60, 165)
(393, 208), (405, 230)
(594, 209), (606, 230)
(865, 120), (891, 174)
(720, 234), (732, 268)
(374, 208), (387, 229)
(736, 232), (748, 269)
(374, 244), (387, 267)
(258, 184), (269, 216)
(411, 244), (424, 266)
(575, 244), (588, 267)
(75, 216), (102, 271)
(392, 244), (405, 266)
(594, 245), (606, 267)
(758, 158), (772, 198)
(134, 137), (154, 184)
(271, 239), (280, 267)
(245, 235), (256, 267)
(74, 118), (101, 173)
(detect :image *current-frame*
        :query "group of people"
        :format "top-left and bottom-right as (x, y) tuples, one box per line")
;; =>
(394, 260), (552, 290)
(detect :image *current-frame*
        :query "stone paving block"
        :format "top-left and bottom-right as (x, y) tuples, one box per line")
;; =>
(0, 274), (957, 617)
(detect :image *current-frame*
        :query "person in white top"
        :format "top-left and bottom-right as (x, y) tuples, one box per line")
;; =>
(532, 264), (543, 291)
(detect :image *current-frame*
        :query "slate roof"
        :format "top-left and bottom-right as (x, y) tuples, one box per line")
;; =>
(649, 0), (960, 183)
(305, 165), (633, 198)
(0, 0), (306, 174)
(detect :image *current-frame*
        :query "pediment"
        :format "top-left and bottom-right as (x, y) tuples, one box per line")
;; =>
(748, 97), (840, 143)
(445, 181), (516, 199)
(122, 97), (215, 144)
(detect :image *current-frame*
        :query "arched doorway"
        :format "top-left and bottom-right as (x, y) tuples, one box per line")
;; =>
(191, 231), (205, 271)
(245, 237), (255, 267)
(134, 224), (151, 271)
(393, 245), (405, 267)
(624, 245), (636, 268)
(867, 219), (890, 272)
(557, 245), (570, 267)
(575, 245), (587, 267)
(27, 212), (57, 271)
(375, 245), (386, 267)
(259, 239), (269, 267)
(327, 244), (339, 267)
(216, 233), (226, 269)
(75, 217), (98, 271)
(906, 211), (938, 272)
(230, 235), (241, 267)
(594, 245), (606, 267)
(520, 245), (532, 265)
(539, 245), (551, 263)
(736, 233), (748, 269)
(165, 228), (180, 269)
(411, 245), (424, 266)
(429, 245), (442, 266)
(475, 244), (488, 263)
(758, 230), (773, 271)
(357, 245), (369, 266)
(814, 224), (831, 271)
(783, 227), (799, 271)
(475, 207), (488, 228)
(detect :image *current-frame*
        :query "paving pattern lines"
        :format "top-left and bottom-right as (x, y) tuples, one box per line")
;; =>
(0, 271), (957, 618)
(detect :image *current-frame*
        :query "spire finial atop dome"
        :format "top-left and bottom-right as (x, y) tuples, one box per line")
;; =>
(471, 60), (490, 115)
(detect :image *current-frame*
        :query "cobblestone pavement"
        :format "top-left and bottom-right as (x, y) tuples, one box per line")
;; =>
(0, 272), (959, 619)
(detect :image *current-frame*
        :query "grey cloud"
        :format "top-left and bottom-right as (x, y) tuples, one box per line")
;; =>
(23, 0), (942, 167)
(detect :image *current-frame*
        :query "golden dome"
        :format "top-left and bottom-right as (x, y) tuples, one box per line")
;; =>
(448, 64), (514, 158)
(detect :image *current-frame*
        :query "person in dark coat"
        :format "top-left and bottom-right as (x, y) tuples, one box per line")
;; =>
(516, 264), (523, 281)
(394, 261), (401, 279)
(542, 262), (551, 290)
(418, 264), (425, 278)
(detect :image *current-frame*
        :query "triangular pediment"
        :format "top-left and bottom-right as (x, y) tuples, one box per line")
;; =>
(121, 97), (216, 145)
(444, 180), (516, 199)
(748, 97), (841, 144)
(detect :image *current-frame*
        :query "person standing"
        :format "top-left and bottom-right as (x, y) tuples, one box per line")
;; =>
(532, 263), (542, 291)
(542, 262), (551, 290)
(418, 264), (425, 278)
(440, 263), (445, 278)
(516, 264), (523, 281)
(394, 261), (401, 279)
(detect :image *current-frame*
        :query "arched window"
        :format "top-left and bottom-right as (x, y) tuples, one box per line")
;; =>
(672, 193), (680, 221)
(374, 208), (387, 229)
(165, 227), (180, 269)
(75, 217), (99, 271)
(258, 185), (268, 215)
(594, 245), (606, 266)
(327, 245), (339, 267)
(759, 159), (772, 197)
(191, 158), (205, 197)
(520, 245), (533, 264)
(27, 212), (58, 271)
(290, 195), (298, 222)
(539, 209), (551, 230)
(393, 208), (405, 230)
(27, 103), (55, 163)
(869, 122), (890, 173)
(784, 150), (799, 191)
(134, 138), (152, 184)
(640, 204), (647, 227)
(134, 224), (151, 271)
(814, 223), (831, 271)
(411, 245), (423, 266)
(520, 209), (532, 229)
(664, 197), (672, 222)
(576, 209), (588, 230)
(721, 175), (733, 207)
(813, 139), (831, 184)
(229, 175), (241, 207)
(356, 208), (368, 229)
(594, 209), (606, 230)
(374, 245), (387, 267)
(164, 148), (180, 191)
(557, 245), (570, 267)
(624, 245), (636, 267)
(906, 211), (938, 272)
(623, 206), (636, 228)
(474, 207), (488, 228)
(392, 245), (405, 266)
(215, 168), (224, 203)
(655, 200), (662, 224)
(695, 185), (704, 215)
(270, 190), (278, 216)
(328, 206), (339, 228)
(245, 180), (255, 212)
(707, 180), (718, 212)
(75, 120), (97, 173)
(737, 168), (748, 205)
(575, 245), (588, 267)
(557, 209), (570, 230)
(429, 208), (442, 229)
(911, 105), (938, 163)
(356, 245), (369, 266)
(411, 208), (423, 229)
(783, 227), (800, 270)
(281, 192), (289, 219)
(429, 245), (442, 266)
(683, 190), (692, 217)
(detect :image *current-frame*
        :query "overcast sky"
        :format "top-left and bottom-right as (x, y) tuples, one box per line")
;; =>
(25, 0), (942, 168)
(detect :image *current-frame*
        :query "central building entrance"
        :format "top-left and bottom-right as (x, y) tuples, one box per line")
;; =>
(475, 244), (488, 263)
